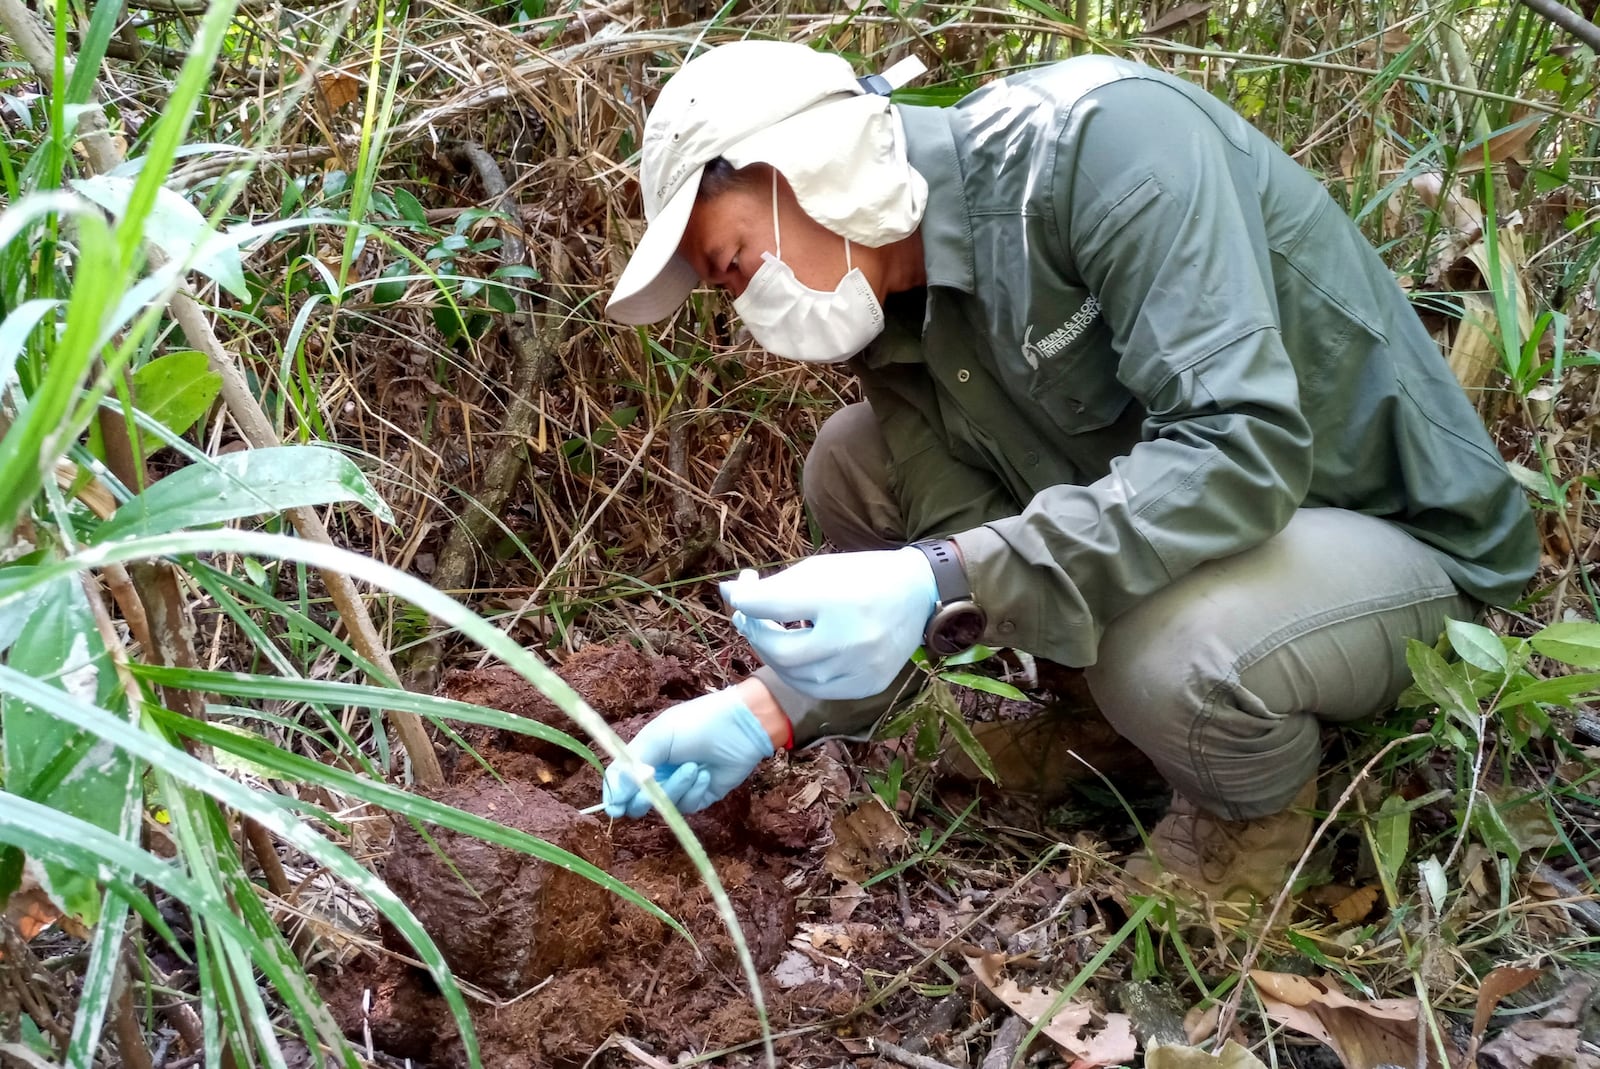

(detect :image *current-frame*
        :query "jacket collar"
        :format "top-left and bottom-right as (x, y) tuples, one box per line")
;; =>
(898, 104), (976, 295)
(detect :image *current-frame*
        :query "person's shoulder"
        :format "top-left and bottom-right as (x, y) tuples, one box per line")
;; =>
(956, 54), (1155, 112)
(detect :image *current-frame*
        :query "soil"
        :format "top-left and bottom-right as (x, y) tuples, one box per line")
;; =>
(322, 641), (1158, 1067)
(324, 642), (859, 1068)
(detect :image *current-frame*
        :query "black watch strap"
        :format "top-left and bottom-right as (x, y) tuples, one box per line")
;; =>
(911, 539), (972, 606)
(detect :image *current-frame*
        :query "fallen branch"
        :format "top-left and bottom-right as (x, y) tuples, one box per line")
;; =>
(1518, 0), (1600, 52)
(869, 1037), (962, 1069)
(978, 1015), (1029, 1069)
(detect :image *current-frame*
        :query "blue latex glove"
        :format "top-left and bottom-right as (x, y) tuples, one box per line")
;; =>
(721, 547), (938, 700)
(601, 687), (775, 819)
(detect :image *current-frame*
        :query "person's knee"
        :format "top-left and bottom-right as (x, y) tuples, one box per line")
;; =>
(802, 403), (904, 550)
(1087, 609), (1319, 820)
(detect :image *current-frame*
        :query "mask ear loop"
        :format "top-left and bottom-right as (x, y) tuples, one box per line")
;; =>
(770, 169), (781, 261)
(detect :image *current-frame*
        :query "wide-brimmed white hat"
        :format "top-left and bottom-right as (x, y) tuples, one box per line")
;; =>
(606, 41), (927, 325)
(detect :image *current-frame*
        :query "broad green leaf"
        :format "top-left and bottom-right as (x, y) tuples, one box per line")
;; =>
(1531, 621), (1600, 668)
(931, 679), (997, 783)
(1466, 796), (1521, 866)
(96, 445), (393, 542)
(1445, 619), (1509, 672)
(1494, 671), (1600, 710)
(939, 670), (1029, 702)
(0, 570), (56, 654)
(129, 351), (222, 456)
(72, 174), (249, 299)
(940, 644), (997, 668)
(1371, 793), (1410, 879)
(2, 576), (136, 922)
(1404, 639), (1481, 726)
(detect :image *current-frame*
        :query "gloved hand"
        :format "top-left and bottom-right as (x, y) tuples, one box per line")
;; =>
(601, 686), (774, 819)
(721, 547), (937, 700)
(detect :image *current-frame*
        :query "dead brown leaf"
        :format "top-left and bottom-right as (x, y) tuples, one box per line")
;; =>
(822, 798), (908, 883)
(1478, 979), (1600, 1069)
(963, 946), (1137, 1066)
(1331, 885), (1381, 926)
(1458, 112), (1543, 172)
(5, 886), (61, 946)
(1184, 1002), (1220, 1045)
(316, 69), (361, 112)
(1146, 1040), (1269, 1068)
(1249, 970), (1459, 1069)
(1354, 26), (1413, 54)
(1467, 966), (1542, 1062)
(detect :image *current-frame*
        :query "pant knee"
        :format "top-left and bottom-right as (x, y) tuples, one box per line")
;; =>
(802, 402), (906, 550)
(1087, 621), (1320, 820)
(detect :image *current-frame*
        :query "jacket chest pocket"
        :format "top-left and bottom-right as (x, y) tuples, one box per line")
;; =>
(1021, 327), (1131, 434)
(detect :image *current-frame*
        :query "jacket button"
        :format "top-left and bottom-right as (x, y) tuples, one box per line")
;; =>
(1024, 450), (1039, 466)
(997, 620), (1015, 636)
(957, 369), (971, 383)
(1070, 400), (1085, 414)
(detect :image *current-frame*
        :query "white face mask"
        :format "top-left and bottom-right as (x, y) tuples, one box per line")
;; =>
(732, 172), (886, 364)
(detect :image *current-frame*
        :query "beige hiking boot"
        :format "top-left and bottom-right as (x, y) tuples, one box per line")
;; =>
(1126, 779), (1318, 908)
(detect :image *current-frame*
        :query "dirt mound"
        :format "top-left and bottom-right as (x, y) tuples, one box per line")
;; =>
(326, 642), (844, 1067)
(381, 782), (614, 997)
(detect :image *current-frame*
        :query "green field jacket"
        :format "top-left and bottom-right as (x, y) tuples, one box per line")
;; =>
(759, 55), (1538, 746)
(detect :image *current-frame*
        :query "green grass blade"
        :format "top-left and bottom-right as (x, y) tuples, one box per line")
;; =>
(152, 704), (682, 936)
(65, 888), (130, 1068)
(0, 527), (775, 1063)
(133, 663), (598, 767)
(0, 666), (483, 1067)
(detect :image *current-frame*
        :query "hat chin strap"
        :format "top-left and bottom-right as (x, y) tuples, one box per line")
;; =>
(770, 168), (854, 274)
(771, 168), (857, 273)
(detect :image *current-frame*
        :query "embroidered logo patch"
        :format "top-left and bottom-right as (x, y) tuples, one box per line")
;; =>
(1021, 296), (1101, 370)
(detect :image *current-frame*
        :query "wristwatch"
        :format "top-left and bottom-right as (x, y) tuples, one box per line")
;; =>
(911, 539), (988, 657)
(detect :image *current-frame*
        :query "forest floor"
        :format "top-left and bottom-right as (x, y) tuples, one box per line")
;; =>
(311, 640), (1600, 1069)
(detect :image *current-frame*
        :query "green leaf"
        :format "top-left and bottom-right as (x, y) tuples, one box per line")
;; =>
(129, 351), (222, 457)
(96, 445), (393, 542)
(1467, 796), (1521, 866)
(939, 670), (1028, 702)
(371, 260), (409, 304)
(72, 174), (249, 299)
(1371, 793), (1410, 879)
(1531, 621), (1600, 668)
(1494, 671), (1600, 710)
(2, 577), (137, 923)
(393, 188), (427, 225)
(939, 644), (997, 668)
(1445, 619), (1508, 672)
(932, 679), (997, 783)
(1404, 639), (1481, 724)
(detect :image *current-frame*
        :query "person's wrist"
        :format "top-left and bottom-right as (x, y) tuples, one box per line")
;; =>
(736, 676), (793, 751)
(894, 545), (940, 617)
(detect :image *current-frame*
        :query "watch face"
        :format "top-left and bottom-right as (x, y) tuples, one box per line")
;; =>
(929, 602), (986, 657)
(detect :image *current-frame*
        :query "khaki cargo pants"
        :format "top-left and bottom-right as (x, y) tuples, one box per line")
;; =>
(805, 402), (1476, 820)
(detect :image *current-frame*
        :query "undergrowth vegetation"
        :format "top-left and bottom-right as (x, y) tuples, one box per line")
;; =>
(0, 0), (1598, 1066)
